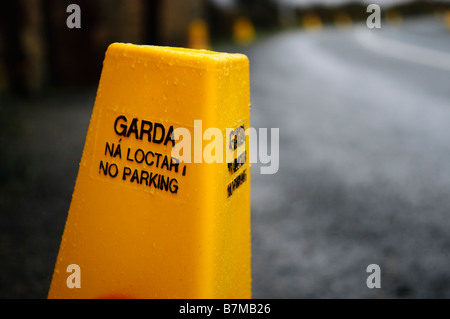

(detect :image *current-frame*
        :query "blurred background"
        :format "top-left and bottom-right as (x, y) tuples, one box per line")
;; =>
(1, 0), (450, 298)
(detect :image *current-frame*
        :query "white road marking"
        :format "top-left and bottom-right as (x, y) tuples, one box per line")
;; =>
(354, 26), (450, 71)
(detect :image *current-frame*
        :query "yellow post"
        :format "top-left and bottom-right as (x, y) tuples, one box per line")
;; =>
(48, 43), (251, 299)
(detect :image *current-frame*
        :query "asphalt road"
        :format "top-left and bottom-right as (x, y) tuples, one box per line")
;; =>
(239, 16), (450, 298)
(1, 15), (450, 298)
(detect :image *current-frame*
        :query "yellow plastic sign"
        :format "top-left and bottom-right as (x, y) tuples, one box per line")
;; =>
(48, 43), (251, 299)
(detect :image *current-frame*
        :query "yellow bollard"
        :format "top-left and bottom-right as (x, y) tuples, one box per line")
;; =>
(302, 13), (322, 32)
(334, 12), (353, 30)
(48, 43), (251, 299)
(233, 17), (256, 46)
(187, 19), (211, 50)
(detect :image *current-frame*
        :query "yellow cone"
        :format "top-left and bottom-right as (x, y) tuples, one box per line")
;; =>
(302, 13), (322, 32)
(48, 43), (251, 299)
(187, 19), (211, 50)
(444, 11), (450, 30)
(334, 12), (353, 29)
(386, 10), (403, 27)
(233, 17), (256, 46)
